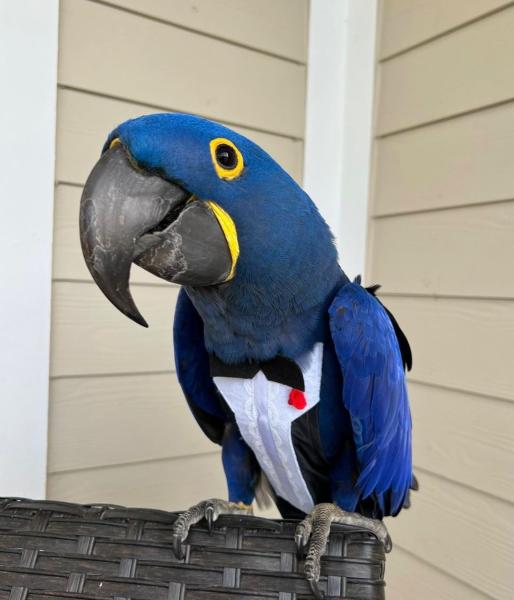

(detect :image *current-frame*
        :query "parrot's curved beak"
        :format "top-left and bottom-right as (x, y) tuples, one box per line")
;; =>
(79, 143), (236, 327)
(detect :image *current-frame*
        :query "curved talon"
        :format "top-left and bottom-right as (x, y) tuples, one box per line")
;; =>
(373, 520), (393, 553)
(172, 533), (185, 560)
(309, 580), (324, 599)
(205, 504), (214, 533)
(295, 517), (312, 560)
(294, 533), (305, 558)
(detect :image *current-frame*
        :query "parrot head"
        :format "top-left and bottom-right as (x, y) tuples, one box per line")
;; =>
(80, 113), (339, 329)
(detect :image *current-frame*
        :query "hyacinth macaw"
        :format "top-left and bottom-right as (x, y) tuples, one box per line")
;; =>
(79, 113), (415, 595)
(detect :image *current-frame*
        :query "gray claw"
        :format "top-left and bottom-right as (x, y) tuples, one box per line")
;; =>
(172, 533), (185, 560)
(206, 504), (214, 533)
(295, 517), (312, 560)
(294, 533), (305, 558)
(309, 580), (324, 599)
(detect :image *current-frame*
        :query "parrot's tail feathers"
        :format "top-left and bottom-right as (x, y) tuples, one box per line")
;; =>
(255, 471), (274, 510)
(402, 473), (420, 510)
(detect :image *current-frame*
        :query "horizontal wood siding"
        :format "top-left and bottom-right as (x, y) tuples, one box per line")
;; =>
(379, 0), (512, 59)
(48, 373), (217, 473)
(105, 0), (308, 62)
(374, 101), (514, 215)
(409, 382), (514, 503)
(386, 470), (514, 600)
(387, 546), (491, 600)
(371, 202), (514, 297)
(58, 0), (305, 137)
(48, 452), (226, 510)
(369, 2), (514, 597)
(50, 281), (178, 378)
(48, 0), (308, 511)
(56, 89), (304, 186)
(382, 296), (514, 403)
(378, 4), (514, 135)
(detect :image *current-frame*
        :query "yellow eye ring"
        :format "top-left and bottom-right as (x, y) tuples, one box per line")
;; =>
(210, 138), (244, 180)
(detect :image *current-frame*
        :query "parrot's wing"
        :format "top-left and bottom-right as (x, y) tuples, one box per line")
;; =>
(329, 281), (413, 515)
(173, 287), (227, 444)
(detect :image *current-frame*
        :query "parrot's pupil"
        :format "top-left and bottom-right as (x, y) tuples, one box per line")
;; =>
(216, 144), (237, 169)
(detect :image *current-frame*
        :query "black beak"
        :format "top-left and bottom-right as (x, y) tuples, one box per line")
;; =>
(79, 143), (235, 327)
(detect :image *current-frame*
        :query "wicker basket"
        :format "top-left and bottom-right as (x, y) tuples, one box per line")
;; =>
(0, 498), (386, 599)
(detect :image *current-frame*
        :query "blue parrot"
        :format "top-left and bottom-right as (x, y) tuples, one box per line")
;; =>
(79, 113), (414, 595)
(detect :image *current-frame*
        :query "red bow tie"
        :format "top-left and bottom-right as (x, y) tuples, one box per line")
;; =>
(288, 389), (307, 410)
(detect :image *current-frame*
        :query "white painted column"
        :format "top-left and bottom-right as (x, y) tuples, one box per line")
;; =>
(0, 1), (59, 498)
(303, 0), (377, 280)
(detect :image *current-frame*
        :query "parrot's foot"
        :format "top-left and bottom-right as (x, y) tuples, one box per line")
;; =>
(171, 498), (252, 559)
(295, 503), (392, 599)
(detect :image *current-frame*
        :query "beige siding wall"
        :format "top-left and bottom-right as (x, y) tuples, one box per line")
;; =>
(369, 2), (514, 599)
(48, 0), (308, 510)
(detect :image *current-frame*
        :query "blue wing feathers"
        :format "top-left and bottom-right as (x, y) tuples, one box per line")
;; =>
(329, 282), (413, 516)
(173, 288), (227, 444)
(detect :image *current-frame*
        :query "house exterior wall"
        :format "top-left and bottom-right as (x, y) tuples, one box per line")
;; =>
(47, 0), (308, 510)
(368, 2), (514, 598)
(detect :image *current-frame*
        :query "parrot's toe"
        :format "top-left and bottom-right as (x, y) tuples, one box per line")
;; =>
(308, 579), (324, 600)
(294, 514), (313, 558)
(295, 503), (392, 598)
(172, 530), (186, 561)
(171, 498), (252, 559)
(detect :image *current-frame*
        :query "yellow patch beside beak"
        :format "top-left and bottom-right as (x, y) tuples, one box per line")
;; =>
(206, 201), (239, 281)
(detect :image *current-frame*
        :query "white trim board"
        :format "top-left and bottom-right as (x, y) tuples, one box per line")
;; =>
(0, 1), (59, 498)
(303, 0), (377, 281)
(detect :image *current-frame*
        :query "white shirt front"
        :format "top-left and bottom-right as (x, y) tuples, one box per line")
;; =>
(213, 343), (324, 513)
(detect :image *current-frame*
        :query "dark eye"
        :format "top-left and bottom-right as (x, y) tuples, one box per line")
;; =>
(215, 144), (238, 169)
(210, 138), (244, 180)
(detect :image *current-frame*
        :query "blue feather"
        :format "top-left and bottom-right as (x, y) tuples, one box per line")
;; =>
(173, 287), (226, 441)
(329, 282), (413, 516)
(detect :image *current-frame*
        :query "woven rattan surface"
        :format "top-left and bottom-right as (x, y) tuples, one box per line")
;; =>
(0, 498), (386, 600)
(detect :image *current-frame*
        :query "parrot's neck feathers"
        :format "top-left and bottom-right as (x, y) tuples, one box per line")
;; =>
(186, 261), (346, 364)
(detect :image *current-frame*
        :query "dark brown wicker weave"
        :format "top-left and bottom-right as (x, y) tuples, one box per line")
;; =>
(0, 498), (386, 600)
